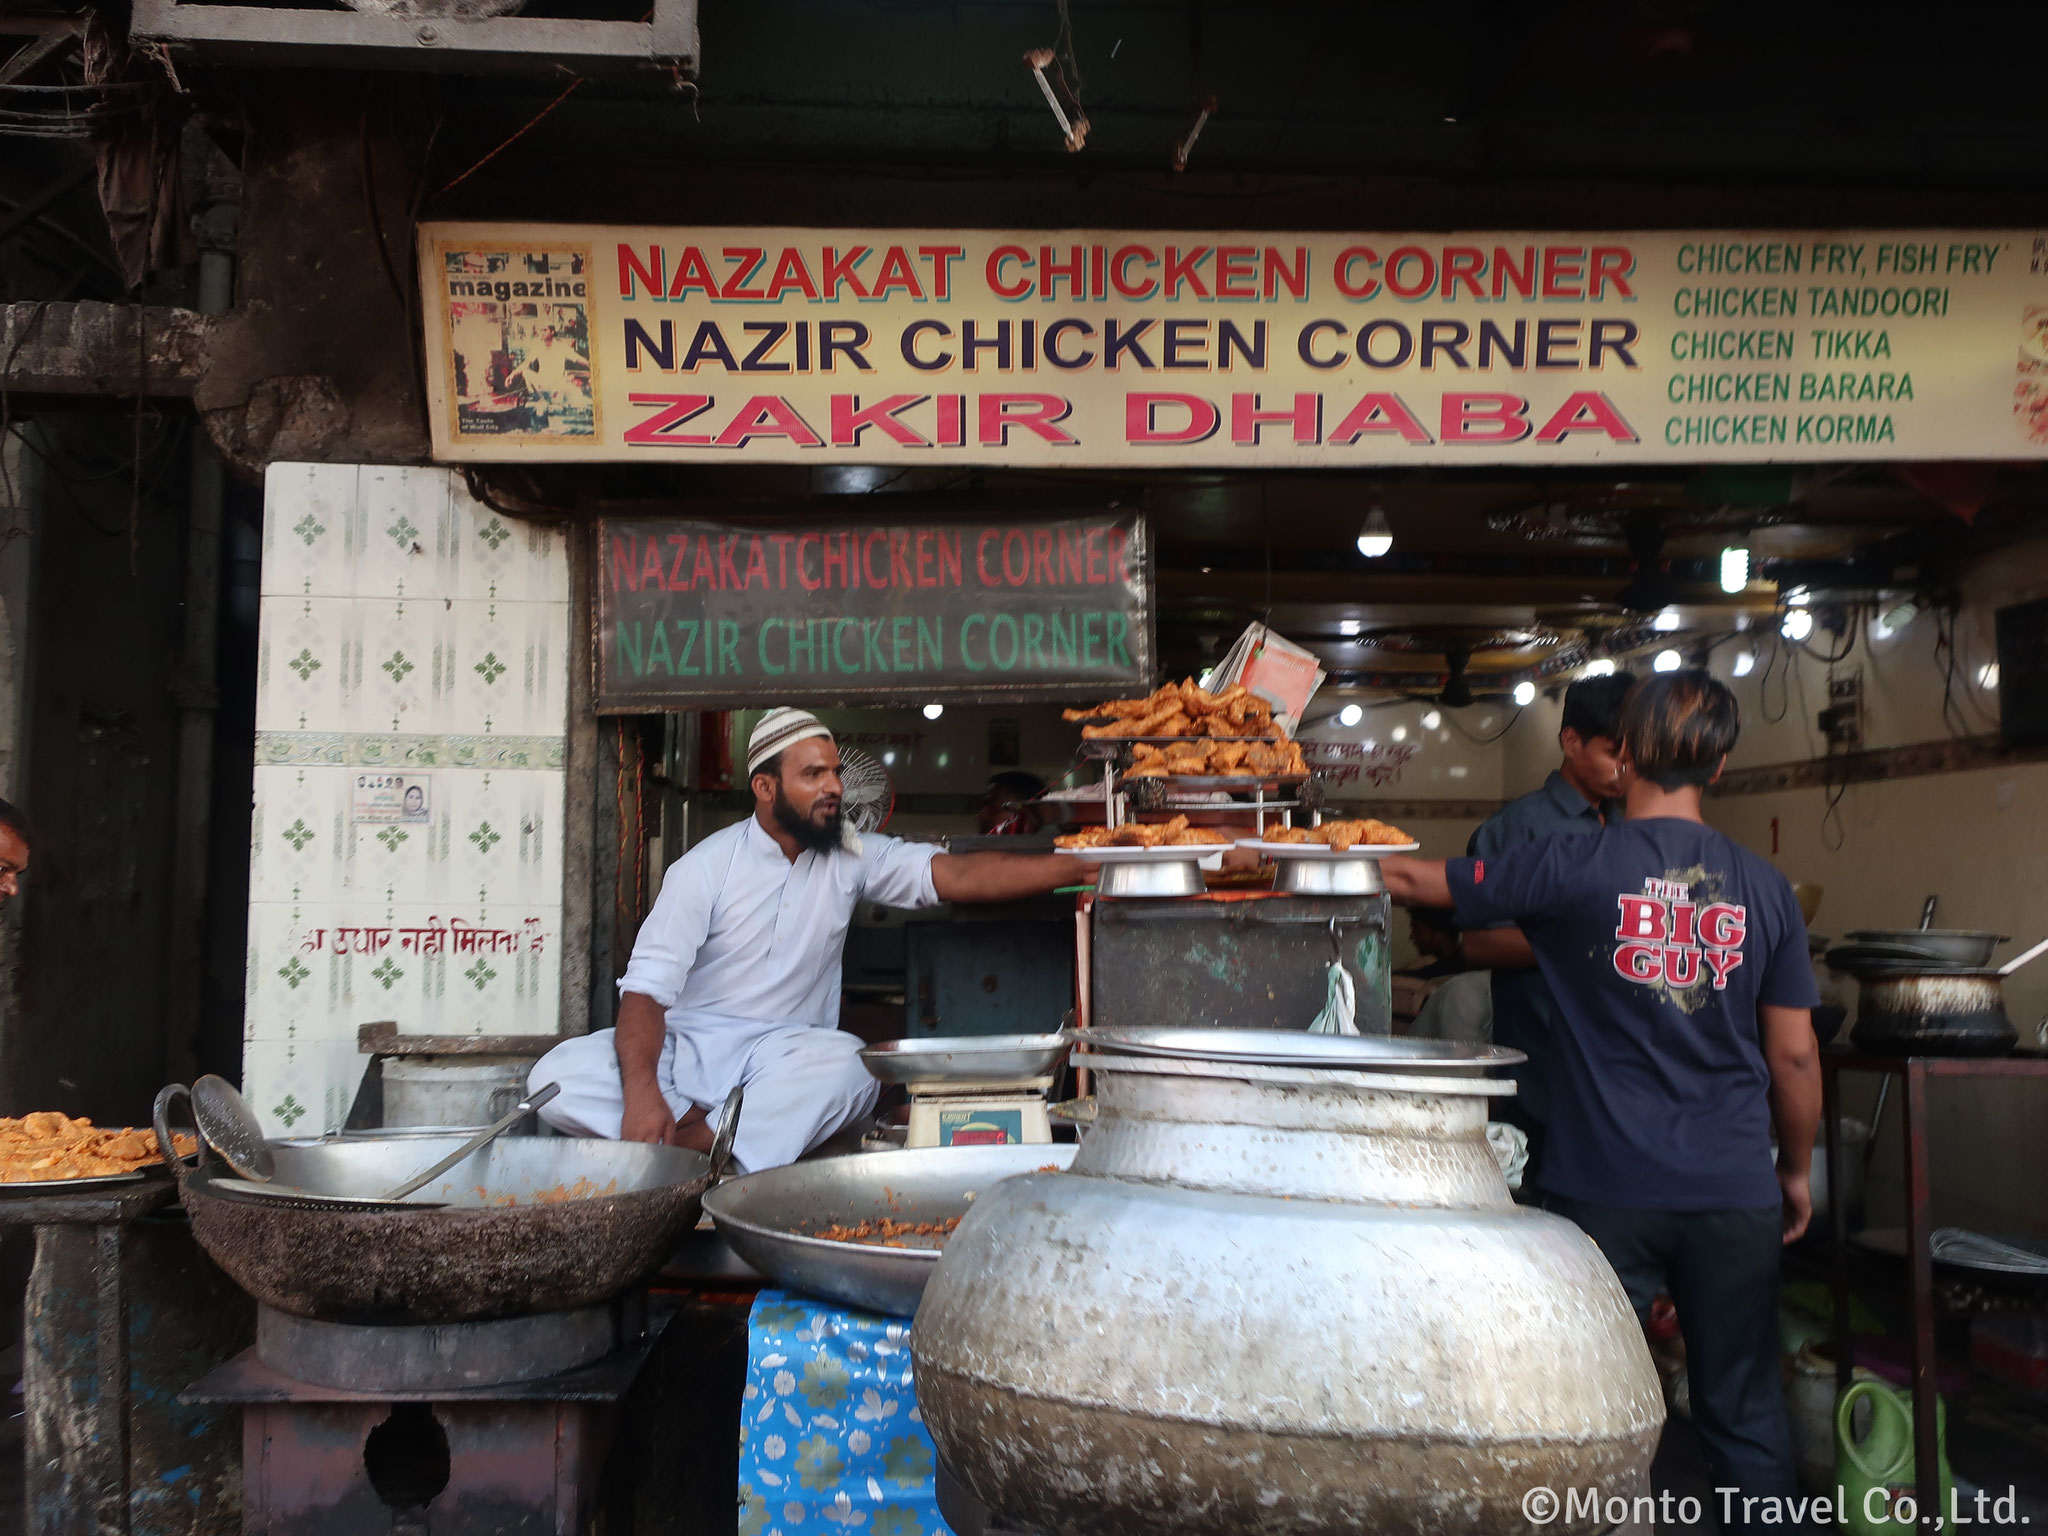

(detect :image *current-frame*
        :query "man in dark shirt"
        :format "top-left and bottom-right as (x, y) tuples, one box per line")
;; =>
(1465, 672), (1635, 1187)
(1382, 670), (1821, 1519)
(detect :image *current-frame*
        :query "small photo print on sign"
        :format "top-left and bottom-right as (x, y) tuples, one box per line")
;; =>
(442, 246), (594, 439)
(352, 774), (431, 825)
(2017, 304), (2048, 444)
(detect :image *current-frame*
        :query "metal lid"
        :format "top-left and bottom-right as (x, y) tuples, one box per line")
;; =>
(1070, 1027), (1526, 1074)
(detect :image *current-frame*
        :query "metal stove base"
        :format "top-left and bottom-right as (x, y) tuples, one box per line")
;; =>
(182, 1299), (671, 1536)
(255, 1297), (631, 1392)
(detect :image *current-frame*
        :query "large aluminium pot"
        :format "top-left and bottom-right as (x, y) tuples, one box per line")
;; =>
(913, 1036), (1665, 1536)
(157, 1105), (724, 1324)
(1848, 967), (2018, 1056)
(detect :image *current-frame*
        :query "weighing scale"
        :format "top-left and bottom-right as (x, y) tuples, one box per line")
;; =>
(859, 1035), (1069, 1149)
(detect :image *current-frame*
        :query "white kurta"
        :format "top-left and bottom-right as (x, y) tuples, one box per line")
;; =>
(530, 816), (940, 1171)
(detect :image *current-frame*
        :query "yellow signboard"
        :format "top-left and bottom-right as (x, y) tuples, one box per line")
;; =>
(419, 224), (2048, 465)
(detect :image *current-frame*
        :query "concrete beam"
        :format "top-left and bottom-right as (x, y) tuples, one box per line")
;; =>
(0, 302), (216, 400)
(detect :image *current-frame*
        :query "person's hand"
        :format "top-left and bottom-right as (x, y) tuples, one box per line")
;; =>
(620, 1084), (678, 1146)
(1777, 1165), (1812, 1244)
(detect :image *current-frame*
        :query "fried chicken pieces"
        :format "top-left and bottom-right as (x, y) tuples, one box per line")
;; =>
(1065, 679), (1285, 742)
(1055, 814), (1231, 850)
(1064, 680), (1305, 777)
(0, 1112), (194, 1183)
(1260, 818), (1413, 851)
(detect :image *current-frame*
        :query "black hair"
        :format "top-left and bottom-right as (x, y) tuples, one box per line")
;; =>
(750, 750), (784, 784)
(984, 771), (1046, 800)
(0, 798), (30, 847)
(1560, 674), (1637, 744)
(1621, 670), (1740, 790)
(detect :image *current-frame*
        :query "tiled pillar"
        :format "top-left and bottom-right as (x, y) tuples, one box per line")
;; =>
(246, 464), (570, 1135)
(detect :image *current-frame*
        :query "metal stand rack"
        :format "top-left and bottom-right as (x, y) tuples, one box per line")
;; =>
(1822, 1051), (2048, 1534)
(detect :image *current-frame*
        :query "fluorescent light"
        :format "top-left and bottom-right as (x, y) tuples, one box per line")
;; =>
(1511, 681), (1536, 706)
(1338, 703), (1363, 727)
(1720, 547), (1751, 594)
(922, 703), (945, 720)
(1875, 600), (1917, 639)
(1782, 609), (1814, 641)
(1653, 609), (1682, 632)
(1786, 586), (1811, 607)
(1421, 709), (1442, 729)
(1583, 658), (1617, 678)
(1338, 619), (1362, 637)
(1355, 507), (1393, 559)
(1979, 662), (2000, 690)
(1391, 725), (1408, 741)
(1733, 649), (1756, 677)
(1653, 649), (1682, 673)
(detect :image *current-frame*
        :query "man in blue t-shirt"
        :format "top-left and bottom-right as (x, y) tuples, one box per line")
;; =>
(1382, 669), (1821, 1516)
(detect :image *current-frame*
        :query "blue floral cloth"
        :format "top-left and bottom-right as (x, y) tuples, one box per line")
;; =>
(738, 1289), (952, 1536)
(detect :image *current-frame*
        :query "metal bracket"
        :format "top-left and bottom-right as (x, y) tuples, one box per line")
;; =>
(130, 0), (698, 77)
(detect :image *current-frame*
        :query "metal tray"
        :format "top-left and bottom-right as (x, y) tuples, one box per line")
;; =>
(702, 1144), (1077, 1316)
(1079, 735), (1288, 756)
(1053, 843), (1227, 863)
(0, 1170), (147, 1193)
(860, 1034), (1071, 1086)
(1236, 839), (1420, 858)
(1072, 1026), (1524, 1076)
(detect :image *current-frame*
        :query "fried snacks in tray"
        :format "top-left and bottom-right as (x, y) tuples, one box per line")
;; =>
(1055, 814), (1232, 850)
(1256, 818), (1414, 851)
(0, 1112), (195, 1185)
(1064, 679), (1286, 743)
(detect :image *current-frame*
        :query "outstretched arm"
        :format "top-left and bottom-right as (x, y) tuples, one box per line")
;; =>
(930, 851), (1087, 903)
(1378, 854), (1452, 909)
(1462, 928), (1538, 968)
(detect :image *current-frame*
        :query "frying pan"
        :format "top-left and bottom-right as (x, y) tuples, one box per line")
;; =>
(155, 1084), (739, 1323)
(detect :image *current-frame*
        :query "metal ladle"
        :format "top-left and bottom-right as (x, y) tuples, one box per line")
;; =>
(379, 1081), (561, 1201)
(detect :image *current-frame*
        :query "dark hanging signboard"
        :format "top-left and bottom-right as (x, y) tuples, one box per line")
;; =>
(594, 510), (1153, 711)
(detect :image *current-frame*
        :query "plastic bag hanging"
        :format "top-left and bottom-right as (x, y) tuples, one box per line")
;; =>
(1307, 961), (1358, 1036)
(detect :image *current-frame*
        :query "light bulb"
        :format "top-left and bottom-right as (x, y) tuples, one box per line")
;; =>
(1720, 546), (1751, 594)
(1786, 586), (1811, 607)
(1338, 703), (1363, 727)
(922, 703), (945, 720)
(1782, 609), (1814, 641)
(1653, 649), (1682, 673)
(1355, 507), (1393, 558)
(1421, 710), (1442, 729)
(1583, 659), (1617, 677)
(1391, 725), (1408, 741)
(1733, 649), (1756, 677)
(1511, 681), (1536, 706)
(1653, 609), (1682, 632)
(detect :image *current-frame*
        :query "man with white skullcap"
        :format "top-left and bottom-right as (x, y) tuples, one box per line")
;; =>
(530, 708), (1084, 1172)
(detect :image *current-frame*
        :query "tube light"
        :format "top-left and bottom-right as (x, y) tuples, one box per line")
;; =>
(1355, 507), (1394, 559)
(1720, 547), (1751, 594)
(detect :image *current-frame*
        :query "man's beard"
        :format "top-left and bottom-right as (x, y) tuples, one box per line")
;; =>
(772, 782), (844, 853)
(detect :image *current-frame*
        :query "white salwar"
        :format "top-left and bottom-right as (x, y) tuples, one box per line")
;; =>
(529, 816), (940, 1172)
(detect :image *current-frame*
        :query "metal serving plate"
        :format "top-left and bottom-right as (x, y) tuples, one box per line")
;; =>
(1235, 839), (1421, 858)
(0, 1171), (146, 1193)
(1071, 1026), (1525, 1077)
(703, 1144), (1077, 1316)
(861, 1035), (1071, 1087)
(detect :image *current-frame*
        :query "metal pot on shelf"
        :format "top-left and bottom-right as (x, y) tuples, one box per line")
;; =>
(1827, 935), (2048, 1057)
(913, 1030), (1664, 1535)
